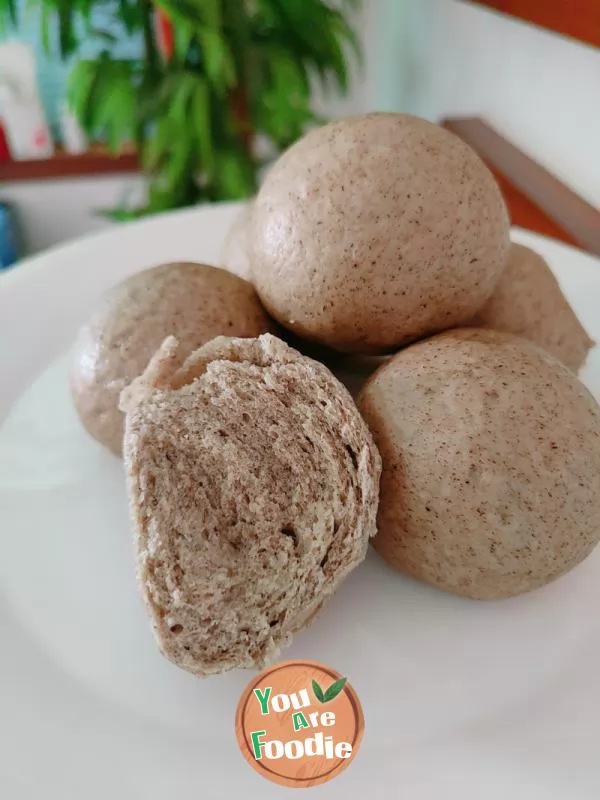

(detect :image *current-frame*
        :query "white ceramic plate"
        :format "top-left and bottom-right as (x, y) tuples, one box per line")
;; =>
(1, 205), (600, 800)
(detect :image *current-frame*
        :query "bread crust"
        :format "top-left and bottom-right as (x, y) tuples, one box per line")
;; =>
(70, 262), (272, 455)
(220, 200), (255, 281)
(359, 328), (600, 599)
(252, 113), (510, 353)
(471, 243), (594, 373)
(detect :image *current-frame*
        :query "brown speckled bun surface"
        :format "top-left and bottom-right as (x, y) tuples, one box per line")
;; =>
(358, 328), (600, 599)
(220, 199), (254, 281)
(251, 113), (510, 353)
(70, 262), (272, 456)
(471, 242), (594, 373)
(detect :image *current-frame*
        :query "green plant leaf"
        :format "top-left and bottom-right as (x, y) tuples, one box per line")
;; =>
(117, 0), (142, 34)
(77, 0), (96, 25)
(57, 2), (77, 57)
(0, 0), (18, 29)
(312, 679), (325, 704)
(97, 207), (142, 222)
(40, 4), (52, 55)
(84, 54), (115, 132)
(214, 149), (255, 200)
(66, 60), (99, 128)
(70, 57), (136, 150)
(145, 184), (177, 214)
(198, 28), (236, 93)
(251, 0), (358, 102)
(105, 81), (136, 151)
(200, 0), (221, 28)
(161, 149), (191, 194)
(323, 677), (347, 703)
(167, 72), (195, 122)
(173, 19), (195, 64)
(144, 162), (200, 213)
(161, 113), (195, 186)
(142, 119), (172, 171)
(137, 73), (177, 122)
(190, 77), (213, 175)
(269, 46), (309, 102)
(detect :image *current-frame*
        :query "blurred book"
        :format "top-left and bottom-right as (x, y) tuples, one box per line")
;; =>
(0, 41), (54, 160)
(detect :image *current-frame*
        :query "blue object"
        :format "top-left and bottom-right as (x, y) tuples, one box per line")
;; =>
(0, 202), (20, 270)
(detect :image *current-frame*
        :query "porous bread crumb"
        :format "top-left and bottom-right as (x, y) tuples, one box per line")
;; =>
(121, 334), (381, 676)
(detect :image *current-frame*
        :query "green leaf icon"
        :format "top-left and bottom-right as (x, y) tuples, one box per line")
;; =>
(312, 679), (325, 703)
(323, 677), (348, 703)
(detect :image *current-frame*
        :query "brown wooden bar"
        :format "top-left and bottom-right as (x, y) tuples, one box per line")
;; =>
(443, 116), (600, 256)
(0, 144), (139, 182)
(465, 0), (600, 49)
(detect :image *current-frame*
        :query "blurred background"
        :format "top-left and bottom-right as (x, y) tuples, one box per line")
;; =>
(1, 0), (599, 266)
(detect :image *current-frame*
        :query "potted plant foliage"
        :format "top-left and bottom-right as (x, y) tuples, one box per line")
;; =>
(0, 0), (360, 217)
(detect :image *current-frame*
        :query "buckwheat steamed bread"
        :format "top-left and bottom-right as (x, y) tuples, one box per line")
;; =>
(221, 199), (255, 281)
(358, 329), (600, 599)
(251, 113), (510, 353)
(120, 334), (381, 676)
(471, 243), (594, 373)
(70, 262), (272, 456)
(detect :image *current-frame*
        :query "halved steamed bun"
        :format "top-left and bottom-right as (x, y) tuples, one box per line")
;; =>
(120, 334), (381, 675)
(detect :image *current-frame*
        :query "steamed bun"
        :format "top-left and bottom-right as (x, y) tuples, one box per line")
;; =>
(359, 328), (600, 599)
(120, 334), (381, 675)
(251, 113), (510, 353)
(70, 262), (272, 455)
(471, 243), (594, 372)
(220, 200), (254, 281)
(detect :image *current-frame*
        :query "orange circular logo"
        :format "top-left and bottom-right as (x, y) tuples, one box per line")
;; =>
(235, 659), (364, 788)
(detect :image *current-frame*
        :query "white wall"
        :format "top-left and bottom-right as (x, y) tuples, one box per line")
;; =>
(1, 174), (146, 255)
(410, 0), (600, 208)
(315, 0), (428, 117)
